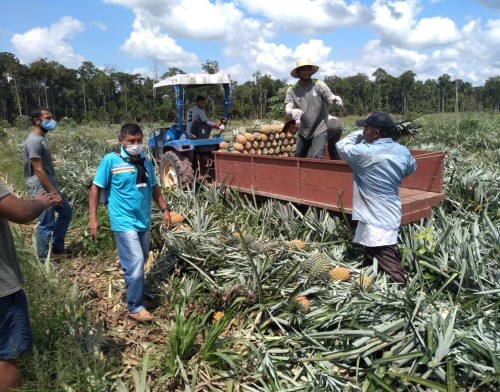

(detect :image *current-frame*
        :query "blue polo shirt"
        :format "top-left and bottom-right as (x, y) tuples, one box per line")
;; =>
(93, 148), (158, 232)
(336, 130), (417, 230)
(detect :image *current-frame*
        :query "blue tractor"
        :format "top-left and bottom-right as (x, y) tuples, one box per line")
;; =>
(148, 73), (231, 189)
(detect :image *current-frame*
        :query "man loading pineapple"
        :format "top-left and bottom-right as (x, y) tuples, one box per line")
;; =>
(336, 111), (417, 285)
(285, 58), (344, 160)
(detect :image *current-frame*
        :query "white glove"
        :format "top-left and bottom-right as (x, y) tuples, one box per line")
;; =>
(219, 124), (225, 131)
(331, 95), (343, 107)
(291, 109), (304, 122)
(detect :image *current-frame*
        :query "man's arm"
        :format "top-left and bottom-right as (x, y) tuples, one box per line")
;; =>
(152, 184), (171, 230)
(336, 130), (366, 170)
(31, 158), (63, 205)
(87, 184), (101, 240)
(0, 192), (54, 224)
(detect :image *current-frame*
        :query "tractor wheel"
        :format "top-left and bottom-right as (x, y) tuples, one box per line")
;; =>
(159, 151), (194, 189)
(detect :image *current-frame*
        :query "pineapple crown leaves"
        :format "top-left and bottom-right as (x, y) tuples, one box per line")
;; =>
(390, 116), (424, 140)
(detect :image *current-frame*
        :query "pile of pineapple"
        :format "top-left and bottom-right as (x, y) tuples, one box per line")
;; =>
(218, 123), (297, 156)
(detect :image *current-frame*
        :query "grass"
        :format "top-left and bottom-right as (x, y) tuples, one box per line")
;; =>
(0, 113), (498, 391)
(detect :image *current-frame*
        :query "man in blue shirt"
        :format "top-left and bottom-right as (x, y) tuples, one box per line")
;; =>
(336, 112), (416, 284)
(88, 123), (171, 322)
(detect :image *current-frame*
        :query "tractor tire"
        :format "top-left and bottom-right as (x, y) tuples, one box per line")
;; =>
(159, 151), (194, 190)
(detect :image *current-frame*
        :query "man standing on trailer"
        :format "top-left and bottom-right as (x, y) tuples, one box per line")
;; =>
(285, 58), (344, 159)
(336, 111), (416, 285)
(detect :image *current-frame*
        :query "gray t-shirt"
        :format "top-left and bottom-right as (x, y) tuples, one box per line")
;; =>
(186, 105), (209, 133)
(285, 79), (334, 140)
(23, 132), (58, 196)
(0, 183), (22, 298)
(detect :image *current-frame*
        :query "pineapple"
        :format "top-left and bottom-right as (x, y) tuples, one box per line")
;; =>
(219, 141), (229, 150)
(232, 232), (257, 244)
(244, 132), (254, 142)
(171, 223), (192, 232)
(329, 266), (350, 282)
(233, 142), (244, 152)
(236, 134), (247, 144)
(294, 296), (311, 313)
(285, 239), (305, 250)
(360, 274), (372, 288)
(250, 240), (281, 253)
(302, 252), (331, 278)
(169, 212), (185, 224)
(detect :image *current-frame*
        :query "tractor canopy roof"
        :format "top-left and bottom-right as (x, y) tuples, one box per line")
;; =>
(153, 73), (231, 89)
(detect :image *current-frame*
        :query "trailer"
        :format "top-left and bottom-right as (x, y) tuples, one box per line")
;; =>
(149, 74), (446, 225)
(213, 149), (446, 225)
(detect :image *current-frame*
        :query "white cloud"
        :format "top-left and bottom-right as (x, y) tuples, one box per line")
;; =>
(11, 17), (85, 67)
(236, 0), (369, 31)
(88, 0), (500, 85)
(371, 0), (460, 49)
(120, 15), (199, 68)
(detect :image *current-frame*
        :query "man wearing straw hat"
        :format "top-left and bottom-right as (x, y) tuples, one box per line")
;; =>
(285, 58), (344, 159)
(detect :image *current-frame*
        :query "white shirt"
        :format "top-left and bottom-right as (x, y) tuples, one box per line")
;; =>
(353, 221), (398, 247)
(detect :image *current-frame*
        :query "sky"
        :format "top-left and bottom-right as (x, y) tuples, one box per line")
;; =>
(1, 0), (500, 86)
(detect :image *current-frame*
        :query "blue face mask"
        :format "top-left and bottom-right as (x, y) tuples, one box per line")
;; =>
(40, 119), (57, 131)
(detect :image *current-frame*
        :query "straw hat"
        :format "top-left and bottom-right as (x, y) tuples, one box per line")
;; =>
(290, 58), (319, 78)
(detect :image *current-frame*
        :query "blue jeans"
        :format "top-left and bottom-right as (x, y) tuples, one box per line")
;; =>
(295, 131), (328, 159)
(0, 289), (33, 359)
(114, 230), (150, 313)
(37, 194), (72, 260)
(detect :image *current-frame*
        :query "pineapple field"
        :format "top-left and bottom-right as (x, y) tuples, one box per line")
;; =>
(0, 113), (499, 391)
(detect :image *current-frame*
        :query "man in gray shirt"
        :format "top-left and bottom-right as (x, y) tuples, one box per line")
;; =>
(285, 58), (344, 159)
(22, 106), (72, 261)
(186, 96), (226, 139)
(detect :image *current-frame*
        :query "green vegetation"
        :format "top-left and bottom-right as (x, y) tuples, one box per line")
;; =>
(0, 113), (498, 391)
(2, 52), (500, 126)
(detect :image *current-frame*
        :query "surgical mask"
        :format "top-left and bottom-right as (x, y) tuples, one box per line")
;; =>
(40, 119), (57, 131)
(124, 143), (144, 156)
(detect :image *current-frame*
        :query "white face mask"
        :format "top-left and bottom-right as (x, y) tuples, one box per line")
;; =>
(124, 143), (144, 156)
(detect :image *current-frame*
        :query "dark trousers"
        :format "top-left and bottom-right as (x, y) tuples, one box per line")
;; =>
(364, 245), (406, 285)
(295, 132), (328, 159)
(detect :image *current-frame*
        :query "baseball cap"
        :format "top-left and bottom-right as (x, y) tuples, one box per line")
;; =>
(355, 112), (395, 132)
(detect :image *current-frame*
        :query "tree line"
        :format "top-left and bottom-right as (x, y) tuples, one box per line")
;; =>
(1, 51), (500, 126)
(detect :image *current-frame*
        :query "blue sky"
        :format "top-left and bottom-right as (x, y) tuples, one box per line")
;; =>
(1, 0), (500, 85)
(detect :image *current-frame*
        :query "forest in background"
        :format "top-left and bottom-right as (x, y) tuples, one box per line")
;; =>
(1, 51), (500, 127)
